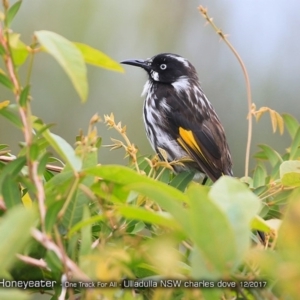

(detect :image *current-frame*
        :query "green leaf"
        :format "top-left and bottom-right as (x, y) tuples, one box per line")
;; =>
(0, 72), (14, 90)
(136, 155), (152, 174)
(280, 161), (300, 187)
(84, 165), (190, 232)
(9, 33), (29, 66)
(79, 206), (92, 256)
(157, 167), (171, 184)
(0, 144), (9, 151)
(45, 250), (62, 274)
(37, 152), (51, 176)
(251, 215), (272, 233)
(19, 85), (30, 107)
(282, 113), (299, 139)
(272, 189), (292, 205)
(43, 169), (54, 182)
(68, 214), (104, 238)
(0, 156), (26, 193)
(281, 173), (300, 187)
(61, 148), (97, 228)
(91, 182), (130, 203)
(270, 159), (282, 180)
(209, 176), (261, 263)
(0, 106), (22, 128)
(74, 42), (124, 73)
(29, 143), (39, 161)
(6, 0), (22, 26)
(132, 184), (190, 234)
(117, 206), (181, 231)
(289, 127), (300, 160)
(2, 175), (22, 208)
(130, 221), (145, 234)
(252, 164), (267, 188)
(45, 200), (64, 233)
(0, 205), (37, 275)
(252, 185), (268, 197)
(169, 170), (194, 192)
(256, 144), (283, 167)
(34, 122), (82, 172)
(49, 133), (82, 171)
(45, 170), (74, 204)
(187, 183), (236, 276)
(35, 30), (88, 102)
(84, 165), (188, 203)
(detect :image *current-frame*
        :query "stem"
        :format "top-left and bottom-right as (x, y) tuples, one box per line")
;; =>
(105, 114), (141, 173)
(198, 6), (253, 180)
(0, 10), (46, 230)
(25, 40), (37, 86)
(58, 176), (80, 219)
(32, 161), (46, 227)
(17, 254), (48, 269)
(155, 167), (166, 180)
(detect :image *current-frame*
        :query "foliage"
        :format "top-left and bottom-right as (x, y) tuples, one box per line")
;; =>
(0, 1), (300, 300)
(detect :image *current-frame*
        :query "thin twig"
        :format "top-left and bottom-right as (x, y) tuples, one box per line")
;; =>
(198, 6), (253, 180)
(31, 228), (90, 281)
(17, 254), (48, 269)
(0, 155), (63, 172)
(104, 113), (140, 173)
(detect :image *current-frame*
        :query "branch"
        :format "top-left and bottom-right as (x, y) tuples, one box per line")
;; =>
(198, 6), (253, 180)
(32, 229), (90, 281)
(17, 254), (48, 269)
(0, 155), (63, 173)
(0, 21), (46, 230)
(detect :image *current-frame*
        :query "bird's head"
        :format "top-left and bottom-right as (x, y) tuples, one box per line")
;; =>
(121, 53), (197, 84)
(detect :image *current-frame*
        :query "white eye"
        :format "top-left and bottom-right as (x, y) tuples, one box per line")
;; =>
(160, 64), (167, 70)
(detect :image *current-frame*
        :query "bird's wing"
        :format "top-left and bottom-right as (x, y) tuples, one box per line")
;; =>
(165, 91), (230, 181)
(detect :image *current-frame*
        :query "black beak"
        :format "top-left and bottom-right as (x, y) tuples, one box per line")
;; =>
(120, 59), (151, 71)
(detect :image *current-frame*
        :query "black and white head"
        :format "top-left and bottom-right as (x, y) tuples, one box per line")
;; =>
(121, 53), (198, 84)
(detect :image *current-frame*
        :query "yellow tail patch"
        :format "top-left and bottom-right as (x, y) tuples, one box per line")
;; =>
(178, 127), (208, 164)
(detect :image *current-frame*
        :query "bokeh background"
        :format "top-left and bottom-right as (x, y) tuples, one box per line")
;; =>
(1, 0), (299, 177)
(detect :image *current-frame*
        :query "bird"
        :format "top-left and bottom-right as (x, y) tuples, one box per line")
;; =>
(121, 53), (233, 183)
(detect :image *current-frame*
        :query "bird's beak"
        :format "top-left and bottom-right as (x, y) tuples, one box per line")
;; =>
(120, 59), (151, 71)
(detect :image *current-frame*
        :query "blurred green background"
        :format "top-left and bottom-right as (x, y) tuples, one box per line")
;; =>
(0, 0), (299, 177)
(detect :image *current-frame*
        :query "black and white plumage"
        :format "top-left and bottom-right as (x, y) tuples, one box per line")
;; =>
(121, 53), (233, 182)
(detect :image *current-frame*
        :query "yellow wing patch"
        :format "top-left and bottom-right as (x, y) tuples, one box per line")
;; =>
(177, 127), (209, 163)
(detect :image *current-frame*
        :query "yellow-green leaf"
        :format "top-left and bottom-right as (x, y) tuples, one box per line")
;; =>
(280, 161), (300, 187)
(281, 172), (300, 187)
(251, 215), (272, 233)
(74, 42), (124, 73)
(9, 33), (29, 66)
(0, 100), (10, 109)
(35, 30), (88, 102)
